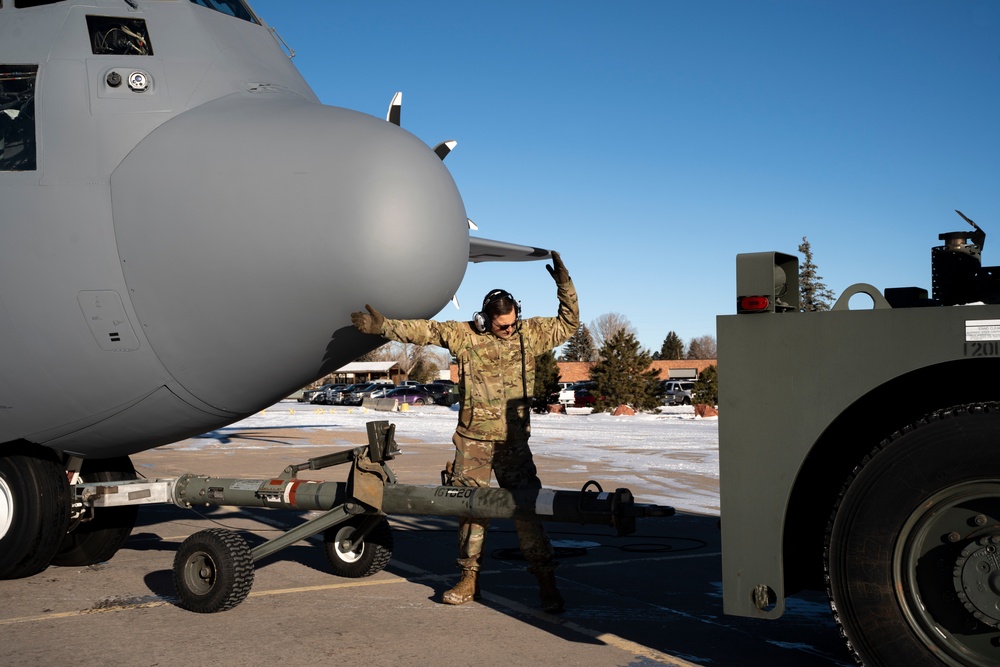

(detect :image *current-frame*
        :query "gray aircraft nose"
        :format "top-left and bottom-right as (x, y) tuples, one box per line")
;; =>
(112, 93), (469, 414)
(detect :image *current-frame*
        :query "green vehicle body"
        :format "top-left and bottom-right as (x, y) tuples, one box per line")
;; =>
(717, 215), (1000, 665)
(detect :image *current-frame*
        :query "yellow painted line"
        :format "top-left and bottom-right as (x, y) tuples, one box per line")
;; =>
(0, 565), (701, 666)
(247, 576), (408, 598)
(0, 601), (169, 625)
(589, 631), (701, 667)
(481, 591), (702, 667)
(0, 576), (410, 626)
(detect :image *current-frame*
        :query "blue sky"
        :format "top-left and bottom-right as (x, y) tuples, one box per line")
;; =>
(251, 0), (1000, 353)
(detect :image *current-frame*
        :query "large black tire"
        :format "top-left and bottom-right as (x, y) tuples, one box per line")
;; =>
(173, 528), (254, 613)
(324, 515), (393, 578)
(51, 456), (139, 567)
(826, 403), (1000, 666)
(0, 445), (70, 579)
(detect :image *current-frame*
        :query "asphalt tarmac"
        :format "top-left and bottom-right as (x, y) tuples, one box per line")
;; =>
(0, 433), (856, 667)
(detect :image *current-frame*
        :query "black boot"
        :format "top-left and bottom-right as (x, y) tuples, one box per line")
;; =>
(535, 570), (564, 613)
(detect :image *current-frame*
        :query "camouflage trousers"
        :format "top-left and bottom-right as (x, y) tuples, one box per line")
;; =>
(448, 430), (556, 574)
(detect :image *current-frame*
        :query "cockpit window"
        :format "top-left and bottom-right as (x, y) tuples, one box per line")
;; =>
(14, 0), (65, 7)
(189, 0), (258, 24)
(0, 65), (38, 171)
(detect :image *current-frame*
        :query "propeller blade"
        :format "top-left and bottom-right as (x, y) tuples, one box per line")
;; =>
(451, 295), (461, 310)
(386, 91), (402, 126)
(433, 140), (457, 160)
(467, 218), (479, 231)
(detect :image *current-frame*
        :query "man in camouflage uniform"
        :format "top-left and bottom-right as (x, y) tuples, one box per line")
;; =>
(351, 252), (579, 613)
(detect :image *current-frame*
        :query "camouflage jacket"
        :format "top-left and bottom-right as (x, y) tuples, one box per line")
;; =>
(378, 279), (579, 441)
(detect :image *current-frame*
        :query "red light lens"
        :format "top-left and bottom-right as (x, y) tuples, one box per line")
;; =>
(738, 296), (770, 313)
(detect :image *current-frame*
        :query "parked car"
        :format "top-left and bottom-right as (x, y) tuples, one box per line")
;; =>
(345, 382), (396, 406)
(419, 383), (459, 406)
(303, 383), (337, 403)
(323, 383), (363, 405)
(558, 381), (595, 405)
(569, 387), (598, 407)
(311, 383), (348, 404)
(660, 380), (695, 405)
(545, 381), (578, 405)
(384, 385), (436, 406)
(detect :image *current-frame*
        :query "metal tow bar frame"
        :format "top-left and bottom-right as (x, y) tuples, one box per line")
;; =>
(158, 420), (675, 612)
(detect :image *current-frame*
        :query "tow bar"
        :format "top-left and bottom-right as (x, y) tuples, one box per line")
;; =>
(73, 421), (675, 612)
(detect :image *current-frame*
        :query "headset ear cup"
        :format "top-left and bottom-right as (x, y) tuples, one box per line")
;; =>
(477, 289), (517, 333)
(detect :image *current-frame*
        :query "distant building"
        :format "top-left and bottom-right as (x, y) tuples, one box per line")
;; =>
(447, 359), (716, 384)
(309, 361), (403, 387)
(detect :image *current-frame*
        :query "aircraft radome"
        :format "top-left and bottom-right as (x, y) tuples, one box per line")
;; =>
(0, 0), (548, 579)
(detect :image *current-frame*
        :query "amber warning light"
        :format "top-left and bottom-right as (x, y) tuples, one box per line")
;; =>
(738, 296), (771, 313)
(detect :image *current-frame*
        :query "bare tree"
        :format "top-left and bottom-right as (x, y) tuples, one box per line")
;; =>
(357, 342), (444, 382)
(686, 335), (717, 360)
(387, 342), (451, 382)
(417, 347), (451, 383)
(356, 342), (393, 363)
(590, 312), (637, 351)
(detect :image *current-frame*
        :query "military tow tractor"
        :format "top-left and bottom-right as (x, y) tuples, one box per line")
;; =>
(69, 420), (674, 614)
(718, 211), (1000, 667)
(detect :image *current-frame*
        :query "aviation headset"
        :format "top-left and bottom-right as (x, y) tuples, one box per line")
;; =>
(473, 288), (531, 406)
(472, 289), (521, 333)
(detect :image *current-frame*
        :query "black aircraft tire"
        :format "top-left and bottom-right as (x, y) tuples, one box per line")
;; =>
(324, 516), (393, 578)
(51, 456), (139, 567)
(825, 403), (1000, 667)
(173, 528), (254, 613)
(0, 445), (71, 579)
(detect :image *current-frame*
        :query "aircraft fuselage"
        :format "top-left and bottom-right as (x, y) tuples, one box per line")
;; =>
(0, 0), (469, 458)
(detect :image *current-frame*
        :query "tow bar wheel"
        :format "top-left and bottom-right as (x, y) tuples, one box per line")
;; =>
(173, 528), (254, 613)
(324, 515), (393, 578)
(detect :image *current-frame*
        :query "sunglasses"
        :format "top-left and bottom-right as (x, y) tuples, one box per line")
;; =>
(492, 321), (517, 332)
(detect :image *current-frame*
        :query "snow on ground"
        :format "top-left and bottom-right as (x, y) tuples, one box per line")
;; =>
(177, 400), (720, 515)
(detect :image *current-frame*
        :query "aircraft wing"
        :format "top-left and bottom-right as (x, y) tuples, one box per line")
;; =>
(469, 236), (551, 263)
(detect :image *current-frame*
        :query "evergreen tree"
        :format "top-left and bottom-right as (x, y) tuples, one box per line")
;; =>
(561, 324), (597, 362)
(692, 365), (718, 406)
(657, 331), (685, 360)
(589, 330), (661, 412)
(532, 350), (561, 412)
(798, 237), (836, 312)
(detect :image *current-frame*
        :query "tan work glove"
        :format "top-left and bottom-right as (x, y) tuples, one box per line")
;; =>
(546, 251), (570, 284)
(351, 304), (385, 335)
